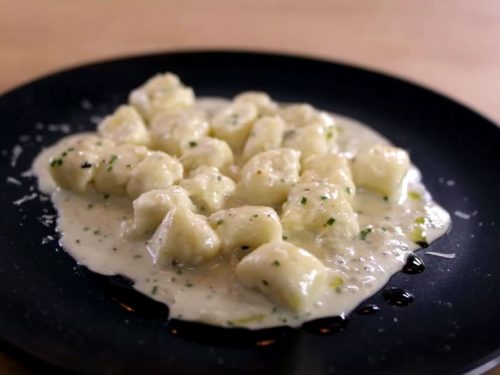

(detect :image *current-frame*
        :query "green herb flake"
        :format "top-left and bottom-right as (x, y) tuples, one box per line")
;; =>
(103, 193), (110, 200)
(262, 280), (269, 286)
(320, 195), (328, 201)
(272, 260), (280, 267)
(216, 219), (224, 226)
(325, 217), (336, 226)
(241, 245), (249, 250)
(188, 141), (197, 148)
(50, 158), (63, 167)
(301, 197), (308, 205)
(383, 196), (389, 202)
(76, 239), (81, 244)
(326, 131), (333, 140)
(133, 254), (142, 259)
(151, 285), (158, 295)
(415, 217), (426, 225)
(359, 227), (373, 240)
(186, 282), (194, 288)
(106, 154), (118, 171)
(282, 236), (288, 241)
(345, 187), (352, 195)
(408, 191), (422, 201)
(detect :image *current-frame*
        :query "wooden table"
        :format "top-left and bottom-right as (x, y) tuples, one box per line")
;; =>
(0, 0), (499, 373)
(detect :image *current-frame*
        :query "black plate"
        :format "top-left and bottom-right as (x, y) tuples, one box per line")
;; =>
(0, 51), (499, 375)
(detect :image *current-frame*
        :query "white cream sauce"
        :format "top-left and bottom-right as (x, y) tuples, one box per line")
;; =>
(33, 98), (451, 329)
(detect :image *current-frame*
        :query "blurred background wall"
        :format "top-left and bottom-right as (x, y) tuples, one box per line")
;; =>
(1, 0), (500, 123)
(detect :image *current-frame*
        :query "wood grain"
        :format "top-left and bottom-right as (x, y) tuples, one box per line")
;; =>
(0, 0), (499, 373)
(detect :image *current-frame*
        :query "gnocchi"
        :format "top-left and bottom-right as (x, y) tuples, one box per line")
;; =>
(179, 166), (236, 214)
(98, 105), (150, 146)
(351, 144), (410, 198)
(208, 206), (283, 255)
(126, 151), (183, 198)
(237, 148), (301, 206)
(148, 207), (221, 267)
(235, 241), (328, 312)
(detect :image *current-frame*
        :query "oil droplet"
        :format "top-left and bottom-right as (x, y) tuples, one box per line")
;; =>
(356, 304), (380, 315)
(302, 315), (349, 336)
(402, 254), (425, 274)
(383, 287), (414, 307)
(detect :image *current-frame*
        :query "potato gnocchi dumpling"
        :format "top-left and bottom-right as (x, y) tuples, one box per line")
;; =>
(129, 73), (195, 121)
(94, 145), (148, 195)
(179, 166), (236, 214)
(234, 91), (278, 115)
(41, 72), (450, 325)
(351, 144), (410, 198)
(148, 207), (221, 267)
(124, 186), (195, 238)
(150, 109), (209, 156)
(208, 206), (283, 255)
(242, 115), (285, 161)
(235, 241), (328, 312)
(211, 101), (258, 151)
(126, 151), (183, 198)
(179, 137), (233, 172)
(281, 182), (359, 242)
(237, 148), (301, 206)
(49, 146), (100, 193)
(98, 105), (150, 146)
(300, 153), (356, 199)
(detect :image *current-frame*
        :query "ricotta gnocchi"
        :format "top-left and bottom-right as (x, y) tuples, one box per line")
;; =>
(33, 73), (450, 329)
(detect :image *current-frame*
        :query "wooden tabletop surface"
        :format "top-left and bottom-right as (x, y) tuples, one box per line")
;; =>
(0, 0), (499, 373)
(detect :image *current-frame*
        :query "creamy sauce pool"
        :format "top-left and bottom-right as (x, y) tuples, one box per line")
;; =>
(33, 98), (450, 329)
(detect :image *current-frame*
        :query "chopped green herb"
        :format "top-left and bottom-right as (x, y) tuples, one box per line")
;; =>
(253, 214), (259, 218)
(326, 131), (333, 140)
(50, 158), (63, 167)
(345, 187), (352, 195)
(216, 219), (224, 226)
(272, 260), (280, 267)
(83, 226), (89, 231)
(93, 230), (101, 235)
(133, 254), (142, 259)
(320, 195), (328, 200)
(408, 191), (422, 201)
(415, 217), (426, 225)
(383, 196), (389, 202)
(87, 203), (94, 209)
(186, 283), (194, 288)
(325, 217), (336, 226)
(217, 175), (222, 181)
(103, 193), (110, 200)
(106, 154), (118, 171)
(301, 197), (307, 205)
(241, 245), (249, 250)
(262, 280), (269, 286)
(96, 141), (103, 146)
(80, 161), (92, 169)
(282, 236), (288, 241)
(188, 141), (197, 148)
(126, 164), (132, 168)
(151, 285), (158, 295)
(76, 239), (80, 244)
(359, 227), (373, 240)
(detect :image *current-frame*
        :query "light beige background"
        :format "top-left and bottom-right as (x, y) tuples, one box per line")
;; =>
(0, 0), (499, 373)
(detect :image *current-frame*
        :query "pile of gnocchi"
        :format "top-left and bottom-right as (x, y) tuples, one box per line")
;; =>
(46, 72), (418, 314)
